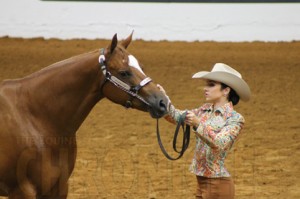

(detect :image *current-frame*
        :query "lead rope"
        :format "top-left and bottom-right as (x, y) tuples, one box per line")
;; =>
(156, 111), (190, 160)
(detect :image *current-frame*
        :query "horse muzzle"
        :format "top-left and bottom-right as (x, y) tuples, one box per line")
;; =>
(148, 97), (168, 119)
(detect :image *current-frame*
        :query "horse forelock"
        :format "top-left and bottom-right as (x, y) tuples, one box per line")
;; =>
(108, 46), (145, 76)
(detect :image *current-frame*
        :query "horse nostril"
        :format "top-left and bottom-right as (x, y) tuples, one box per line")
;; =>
(149, 99), (168, 118)
(159, 100), (167, 111)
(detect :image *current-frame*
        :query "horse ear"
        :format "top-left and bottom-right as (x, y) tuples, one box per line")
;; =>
(121, 31), (134, 49)
(109, 33), (118, 54)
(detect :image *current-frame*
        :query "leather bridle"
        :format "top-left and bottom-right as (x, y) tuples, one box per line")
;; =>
(98, 48), (152, 108)
(99, 48), (190, 160)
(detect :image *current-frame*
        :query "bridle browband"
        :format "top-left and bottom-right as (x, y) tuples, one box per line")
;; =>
(98, 48), (190, 161)
(98, 48), (152, 108)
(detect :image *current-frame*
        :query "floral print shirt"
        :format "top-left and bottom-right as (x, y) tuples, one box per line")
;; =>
(166, 102), (244, 178)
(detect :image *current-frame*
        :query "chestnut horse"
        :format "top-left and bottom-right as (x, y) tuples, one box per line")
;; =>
(0, 33), (168, 198)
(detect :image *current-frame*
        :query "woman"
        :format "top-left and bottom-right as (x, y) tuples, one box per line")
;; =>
(158, 63), (251, 199)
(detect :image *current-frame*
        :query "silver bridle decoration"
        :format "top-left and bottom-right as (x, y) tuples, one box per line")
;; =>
(99, 49), (152, 108)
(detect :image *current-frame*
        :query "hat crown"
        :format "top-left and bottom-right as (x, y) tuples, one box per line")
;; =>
(212, 63), (242, 79)
(192, 63), (251, 101)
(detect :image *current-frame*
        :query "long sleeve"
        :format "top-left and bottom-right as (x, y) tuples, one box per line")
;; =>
(164, 103), (203, 124)
(189, 102), (245, 177)
(194, 113), (244, 151)
(164, 104), (185, 124)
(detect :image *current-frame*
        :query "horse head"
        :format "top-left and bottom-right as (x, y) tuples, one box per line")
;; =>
(100, 33), (169, 118)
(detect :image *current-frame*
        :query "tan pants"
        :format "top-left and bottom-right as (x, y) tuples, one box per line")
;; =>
(195, 176), (235, 199)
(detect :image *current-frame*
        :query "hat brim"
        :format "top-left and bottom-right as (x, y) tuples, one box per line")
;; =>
(192, 71), (251, 101)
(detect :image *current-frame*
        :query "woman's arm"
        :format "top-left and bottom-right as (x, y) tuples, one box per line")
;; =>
(157, 84), (185, 124)
(164, 104), (186, 124)
(189, 112), (244, 151)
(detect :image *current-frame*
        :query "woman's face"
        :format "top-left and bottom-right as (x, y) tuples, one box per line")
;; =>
(203, 80), (228, 103)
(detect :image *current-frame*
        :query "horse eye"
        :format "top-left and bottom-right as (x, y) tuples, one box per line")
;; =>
(119, 71), (132, 78)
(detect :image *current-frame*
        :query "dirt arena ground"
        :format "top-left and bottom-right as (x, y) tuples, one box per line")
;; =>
(0, 36), (299, 199)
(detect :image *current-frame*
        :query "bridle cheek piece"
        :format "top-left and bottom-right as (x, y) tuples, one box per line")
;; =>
(99, 49), (190, 161)
(99, 49), (152, 109)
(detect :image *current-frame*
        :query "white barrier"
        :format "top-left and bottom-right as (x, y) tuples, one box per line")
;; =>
(0, 0), (300, 41)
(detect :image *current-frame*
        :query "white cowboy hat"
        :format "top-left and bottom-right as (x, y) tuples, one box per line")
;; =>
(192, 63), (251, 101)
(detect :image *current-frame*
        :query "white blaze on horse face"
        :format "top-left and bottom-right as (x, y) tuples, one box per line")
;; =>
(128, 55), (145, 75)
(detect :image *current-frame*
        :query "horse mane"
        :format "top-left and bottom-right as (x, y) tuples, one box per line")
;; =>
(37, 50), (98, 74)
(2, 50), (99, 84)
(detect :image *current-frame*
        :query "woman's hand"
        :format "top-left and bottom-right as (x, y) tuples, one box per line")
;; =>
(185, 111), (200, 128)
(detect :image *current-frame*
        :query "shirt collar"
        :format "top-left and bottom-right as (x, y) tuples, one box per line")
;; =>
(201, 103), (213, 112)
(215, 102), (233, 115)
(201, 102), (233, 115)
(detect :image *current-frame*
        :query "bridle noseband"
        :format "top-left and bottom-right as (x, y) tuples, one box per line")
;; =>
(98, 48), (152, 108)
(98, 49), (190, 161)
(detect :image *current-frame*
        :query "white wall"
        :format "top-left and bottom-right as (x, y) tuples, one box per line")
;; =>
(0, 0), (300, 41)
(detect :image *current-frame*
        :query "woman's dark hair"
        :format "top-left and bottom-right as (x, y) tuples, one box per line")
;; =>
(221, 83), (240, 106)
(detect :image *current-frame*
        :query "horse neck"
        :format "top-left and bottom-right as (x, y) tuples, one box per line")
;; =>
(21, 51), (104, 136)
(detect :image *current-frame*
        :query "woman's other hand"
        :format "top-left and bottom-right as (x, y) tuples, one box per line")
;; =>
(185, 111), (200, 128)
